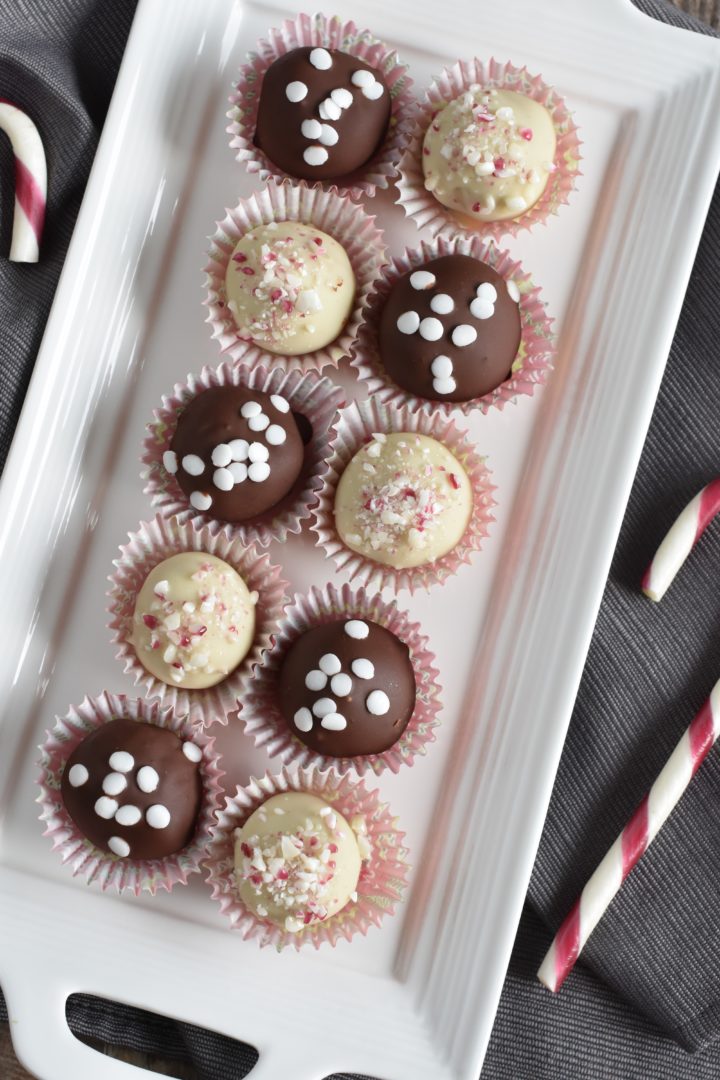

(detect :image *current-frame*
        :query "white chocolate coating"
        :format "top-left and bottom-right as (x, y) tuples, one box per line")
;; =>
(422, 88), (556, 223)
(131, 552), (256, 689)
(234, 792), (363, 932)
(224, 221), (355, 356)
(334, 432), (473, 569)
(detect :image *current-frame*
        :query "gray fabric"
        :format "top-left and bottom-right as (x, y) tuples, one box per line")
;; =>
(524, 0), (720, 1057)
(0, 0), (136, 470)
(2, 0), (720, 1078)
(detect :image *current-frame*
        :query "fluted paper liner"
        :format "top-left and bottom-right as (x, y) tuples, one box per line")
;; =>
(142, 361), (345, 547)
(205, 766), (408, 949)
(352, 234), (555, 415)
(108, 515), (287, 726)
(227, 12), (415, 200)
(241, 582), (441, 775)
(396, 58), (581, 242)
(37, 692), (223, 895)
(311, 399), (496, 593)
(205, 182), (386, 373)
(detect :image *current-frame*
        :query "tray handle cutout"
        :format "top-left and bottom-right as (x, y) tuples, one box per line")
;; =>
(6, 980), (161, 1079)
(6, 977), (337, 1080)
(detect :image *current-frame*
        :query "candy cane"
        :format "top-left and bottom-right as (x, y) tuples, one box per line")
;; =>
(642, 477), (720, 602)
(0, 101), (46, 262)
(537, 677), (720, 992)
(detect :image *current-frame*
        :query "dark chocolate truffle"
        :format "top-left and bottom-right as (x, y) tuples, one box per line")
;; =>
(61, 718), (203, 860)
(166, 386), (305, 523)
(378, 254), (522, 402)
(255, 47), (391, 181)
(278, 618), (416, 757)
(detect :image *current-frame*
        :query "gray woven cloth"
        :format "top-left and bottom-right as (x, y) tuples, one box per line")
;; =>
(2, 0), (720, 1077)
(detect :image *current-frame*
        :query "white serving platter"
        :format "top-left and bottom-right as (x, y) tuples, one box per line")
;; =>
(1, 0), (719, 1077)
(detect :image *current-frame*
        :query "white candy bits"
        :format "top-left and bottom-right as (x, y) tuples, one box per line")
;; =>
(294, 56), (384, 168)
(303, 145), (329, 167)
(410, 270), (436, 291)
(451, 324), (478, 348)
(351, 657), (374, 680)
(78, 736), (203, 860)
(146, 804), (171, 830)
(309, 48), (332, 70)
(351, 68), (384, 99)
(180, 396), (291, 512)
(292, 619), (395, 739)
(431, 354), (456, 397)
(182, 741), (202, 763)
(366, 690), (390, 716)
(286, 81), (308, 102)
(68, 763), (88, 787)
(391, 266), (513, 396)
(397, 311), (420, 335)
(469, 281), (497, 321)
(136, 765), (159, 793)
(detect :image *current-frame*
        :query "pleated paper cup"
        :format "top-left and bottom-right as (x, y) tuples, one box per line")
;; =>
(37, 692), (223, 895)
(241, 582), (441, 776)
(352, 234), (555, 415)
(205, 766), (408, 949)
(108, 515), (287, 726)
(141, 361), (346, 547)
(396, 58), (581, 242)
(204, 182), (386, 373)
(311, 399), (496, 593)
(227, 12), (415, 200)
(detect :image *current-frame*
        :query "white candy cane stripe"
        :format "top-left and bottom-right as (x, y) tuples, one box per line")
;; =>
(642, 477), (720, 602)
(0, 101), (47, 263)
(538, 678), (720, 993)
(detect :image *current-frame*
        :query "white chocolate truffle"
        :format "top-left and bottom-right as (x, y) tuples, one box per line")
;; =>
(334, 433), (472, 569)
(224, 221), (356, 356)
(130, 552), (256, 690)
(234, 792), (364, 932)
(422, 88), (556, 223)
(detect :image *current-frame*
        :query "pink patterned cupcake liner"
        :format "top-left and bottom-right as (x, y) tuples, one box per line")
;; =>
(311, 398), (496, 593)
(227, 12), (415, 200)
(352, 233), (555, 415)
(240, 582), (442, 776)
(141, 361), (346, 548)
(205, 765), (408, 949)
(107, 514), (287, 726)
(204, 182), (386, 373)
(396, 58), (581, 242)
(37, 692), (223, 895)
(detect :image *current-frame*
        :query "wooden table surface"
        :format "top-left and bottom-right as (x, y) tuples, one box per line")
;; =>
(0, 1024), (197, 1079)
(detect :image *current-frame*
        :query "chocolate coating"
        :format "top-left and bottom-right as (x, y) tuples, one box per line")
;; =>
(168, 386), (305, 523)
(278, 619), (416, 757)
(255, 47), (391, 181)
(61, 719), (203, 860)
(378, 254), (522, 402)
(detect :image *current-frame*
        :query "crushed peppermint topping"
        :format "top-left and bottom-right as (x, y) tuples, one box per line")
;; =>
(423, 87), (553, 217)
(345, 436), (459, 555)
(235, 815), (347, 930)
(225, 224), (352, 349)
(134, 559), (251, 680)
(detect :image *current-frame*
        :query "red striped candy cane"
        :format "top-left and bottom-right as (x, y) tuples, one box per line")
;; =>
(537, 679), (720, 992)
(642, 477), (720, 602)
(0, 101), (47, 263)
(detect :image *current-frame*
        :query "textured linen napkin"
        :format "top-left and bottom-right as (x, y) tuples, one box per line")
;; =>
(523, 0), (720, 1056)
(2, 2), (720, 1078)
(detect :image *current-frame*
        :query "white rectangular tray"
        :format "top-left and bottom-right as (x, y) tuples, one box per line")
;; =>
(1, 1), (719, 1077)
